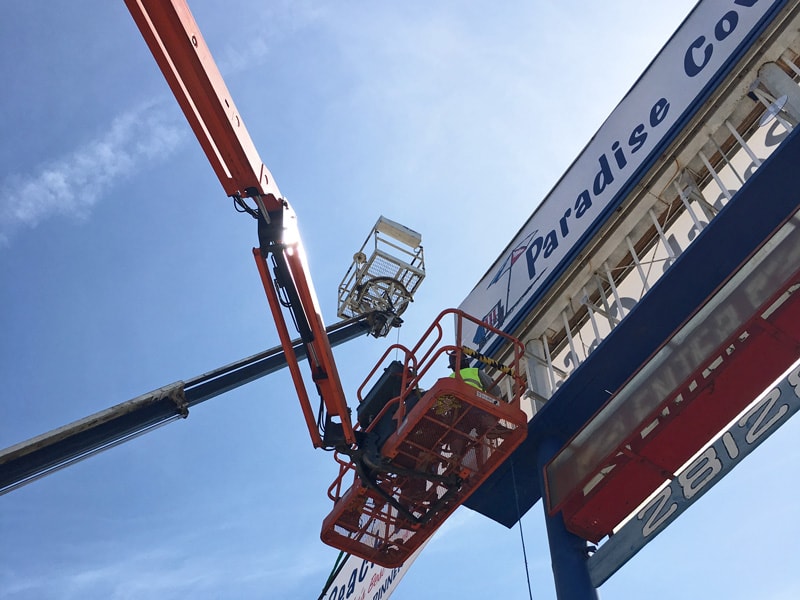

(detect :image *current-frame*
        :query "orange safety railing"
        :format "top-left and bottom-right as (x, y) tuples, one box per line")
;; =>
(320, 309), (529, 567)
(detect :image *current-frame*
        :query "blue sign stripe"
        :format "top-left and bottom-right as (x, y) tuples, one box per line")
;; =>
(464, 0), (790, 360)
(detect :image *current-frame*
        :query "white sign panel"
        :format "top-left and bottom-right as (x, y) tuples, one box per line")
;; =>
(459, 0), (783, 353)
(320, 546), (425, 600)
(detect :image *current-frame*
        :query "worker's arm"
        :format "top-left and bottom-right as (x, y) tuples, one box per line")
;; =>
(478, 370), (503, 399)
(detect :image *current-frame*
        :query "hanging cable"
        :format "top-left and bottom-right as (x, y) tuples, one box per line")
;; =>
(511, 456), (535, 600)
(231, 193), (260, 219)
(318, 551), (348, 600)
(393, 321), (401, 361)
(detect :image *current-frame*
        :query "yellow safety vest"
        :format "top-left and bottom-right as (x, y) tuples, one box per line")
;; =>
(450, 367), (484, 390)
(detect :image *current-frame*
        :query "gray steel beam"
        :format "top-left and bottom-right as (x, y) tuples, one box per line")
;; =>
(0, 315), (372, 495)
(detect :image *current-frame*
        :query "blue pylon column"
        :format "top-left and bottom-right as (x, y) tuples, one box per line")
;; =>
(537, 436), (598, 600)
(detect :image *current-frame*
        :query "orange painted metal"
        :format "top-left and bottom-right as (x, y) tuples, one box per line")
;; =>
(282, 246), (354, 444)
(253, 248), (323, 448)
(124, 0), (279, 202)
(320, 309), (529, 567)
(126, 0), (354, 447)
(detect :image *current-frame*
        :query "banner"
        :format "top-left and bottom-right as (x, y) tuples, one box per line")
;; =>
(319, 545), (425, 600)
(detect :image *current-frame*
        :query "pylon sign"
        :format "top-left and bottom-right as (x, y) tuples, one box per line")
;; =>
(319, 546), (425, 600)
(459, 0), (787, 356)
(587, 361), (800, 586)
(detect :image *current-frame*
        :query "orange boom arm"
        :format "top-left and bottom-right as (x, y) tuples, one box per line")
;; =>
(124, 0), (354, 447)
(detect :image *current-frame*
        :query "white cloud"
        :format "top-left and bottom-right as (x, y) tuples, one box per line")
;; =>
(0, 100), (185, 245)
(214, 1), (324, 75)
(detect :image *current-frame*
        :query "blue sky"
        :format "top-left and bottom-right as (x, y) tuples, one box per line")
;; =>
(2, 1), (799, 598)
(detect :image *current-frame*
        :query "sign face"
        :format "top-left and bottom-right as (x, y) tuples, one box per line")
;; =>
(320, 546), (424, 600)
(459, 0), (784, 354)
(586, 361), (800, 587)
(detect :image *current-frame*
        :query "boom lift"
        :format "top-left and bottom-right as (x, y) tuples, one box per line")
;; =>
(323, 309), (528, 567)
(122, 0), (529, 566)
(125, 0), (353, 449)
(0, 315), (372, 496)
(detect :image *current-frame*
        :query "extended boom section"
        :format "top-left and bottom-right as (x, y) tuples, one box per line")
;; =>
(0, 316), (373, 496)
(125, 0), (354, 448)
(124, 0), (278, 200)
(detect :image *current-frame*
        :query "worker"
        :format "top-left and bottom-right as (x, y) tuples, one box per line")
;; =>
(448, 352), (499, 396)
(445, 351), (508, 466)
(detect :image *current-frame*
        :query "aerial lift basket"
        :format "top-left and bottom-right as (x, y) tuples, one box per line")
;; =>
(321, 309), (529, 567)
(337, 216), (425, 337)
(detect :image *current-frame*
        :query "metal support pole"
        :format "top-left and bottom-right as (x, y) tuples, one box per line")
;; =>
(725, 119), (762, 168)
(708, 135), (745, 186)
(592, 274), (619, 327)
(673, 180), (706, 233)
(758, 62), (800, 123)
(603, 262), (628, 319)
(525, 338), (554, 402)
(751, 87), (795, 130)
(562, 309), (581, 370)
(699, 150), (734, 204)
(537, 436), (599, 600)
(625, 236), (650, 292)
(541, 333), (558, 392)
(581, 287), (602, 352)
(648, 208), (677, 266)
